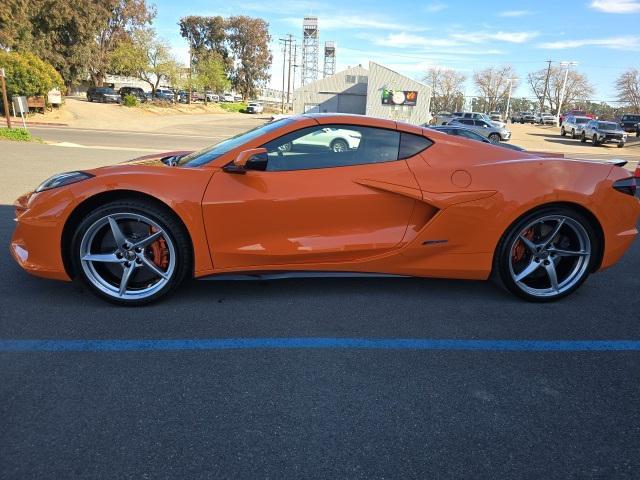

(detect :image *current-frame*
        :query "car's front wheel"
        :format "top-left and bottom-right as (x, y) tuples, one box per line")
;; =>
(488, 133), (501, 143)
(330, 138), (349, 152)
(560, 127), (566, 136)
(71, 200), (191, 305)
(571, 129), (576, 139)
(592, 134), (599, 146)
(494, 207), (597, 302)
(580, 132), (586, 143)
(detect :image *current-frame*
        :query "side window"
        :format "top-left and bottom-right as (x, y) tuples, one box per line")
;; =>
(457, 129), (483, 141)
(261, 125), (401, 172)
(460, 119), (474, 125)
(399, 132), (432, 159)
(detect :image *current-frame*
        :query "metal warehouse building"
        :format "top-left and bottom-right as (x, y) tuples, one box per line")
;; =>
(293, 62), (432, 125)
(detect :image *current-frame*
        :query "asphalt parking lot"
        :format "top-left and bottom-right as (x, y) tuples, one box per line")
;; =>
(2, 122), (640, 479)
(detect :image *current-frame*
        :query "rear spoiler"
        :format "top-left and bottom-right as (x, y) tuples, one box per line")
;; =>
(606, 159), (628, 167)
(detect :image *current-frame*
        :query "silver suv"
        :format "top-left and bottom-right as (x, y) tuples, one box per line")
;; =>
(580, 120), (627, 148)
(449, 118), (511, 143)
(561, 115), (590, 139)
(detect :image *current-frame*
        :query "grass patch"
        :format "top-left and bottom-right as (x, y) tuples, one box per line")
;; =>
(218, 102), (247, 113)
(0, 127), (37, 142)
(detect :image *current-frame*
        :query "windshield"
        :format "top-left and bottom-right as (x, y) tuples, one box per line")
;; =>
(622, 115), (640, 121)
(177, 118), (294, 167)
(597, 122), (618, 130)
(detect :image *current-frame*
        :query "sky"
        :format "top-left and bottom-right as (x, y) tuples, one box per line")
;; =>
(152, 0), (640, 101)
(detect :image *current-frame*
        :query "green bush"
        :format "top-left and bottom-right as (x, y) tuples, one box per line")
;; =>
(0, 51), (65, 98)
(0, 128), (34, 142)
(122, 94), (138, 107)
(219, 102), (246, 113)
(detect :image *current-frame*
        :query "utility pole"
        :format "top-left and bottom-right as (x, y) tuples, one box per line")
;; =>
(187, 46), (192, 105)
(279, 36), (293, 113)
(556, 61), (577, 126)
(291, 43), (299, 96)
(285, 34), (294, 112)
(0, 68), (11, 129)
(540, 60), (552, 114)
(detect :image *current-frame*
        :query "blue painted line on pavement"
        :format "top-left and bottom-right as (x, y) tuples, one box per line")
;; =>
(1, 338), (640, 352)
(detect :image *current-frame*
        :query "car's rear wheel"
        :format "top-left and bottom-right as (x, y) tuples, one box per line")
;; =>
(488, 133), (501, 143)
(592, 134), (599, 146)
(571, 128), (576, 139)
(617, 142), (625, 148)
(494, 207), (597, 302)
(560, 127), (566, 136)
(580, 132), (586, 143)
(71, 200), (190, 305)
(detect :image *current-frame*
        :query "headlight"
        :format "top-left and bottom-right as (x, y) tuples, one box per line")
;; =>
(36, 171), (93, 193)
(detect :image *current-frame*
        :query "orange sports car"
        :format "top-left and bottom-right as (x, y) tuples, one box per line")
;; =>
(10, 114), (640, 305)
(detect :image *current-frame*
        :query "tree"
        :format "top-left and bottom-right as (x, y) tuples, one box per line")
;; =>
(0, 50), (64, 98)
(192, 53), (230, 102)
(615, 69), (640, 113)
(423, 66), (466, 112)
(226, 16), (272, 100)
(88, 0), (155, 86)
(178, 15), (229, 68)
(110, 29), (180, 94)
(527, 66), (593, 114)
(472, 65), (518, 112)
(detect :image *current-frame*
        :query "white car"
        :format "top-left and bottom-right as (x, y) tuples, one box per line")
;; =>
(222, 93), (235, 102)
(536, 112), (555, 125)
(279, 127), (362, 152)
(246, 102), (264, 114)
(205, 93), (219, 102)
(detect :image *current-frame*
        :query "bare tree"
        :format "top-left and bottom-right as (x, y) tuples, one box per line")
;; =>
(424, 66), (466, 112)
(472, 65), (518, 112)
(615, 69), (640, 113)
(528, 66), (593, 114)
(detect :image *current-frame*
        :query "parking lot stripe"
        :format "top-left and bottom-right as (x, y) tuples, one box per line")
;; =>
(1, 338), (640, 352)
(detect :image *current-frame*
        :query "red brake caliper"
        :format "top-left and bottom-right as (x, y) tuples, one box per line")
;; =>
(512, 228), (534, 263)
(148, 227), (169, 269)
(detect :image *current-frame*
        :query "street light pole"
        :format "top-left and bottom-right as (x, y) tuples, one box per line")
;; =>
(556, 61), (577, 127)
(505, 78), (514, 123)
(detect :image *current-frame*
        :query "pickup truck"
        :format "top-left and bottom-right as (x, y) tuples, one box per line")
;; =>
(512, 112), (535, 124)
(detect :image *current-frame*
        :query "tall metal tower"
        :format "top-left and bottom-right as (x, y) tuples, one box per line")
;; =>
(301, 16), (319, 85)
(323, 41), (336, 78)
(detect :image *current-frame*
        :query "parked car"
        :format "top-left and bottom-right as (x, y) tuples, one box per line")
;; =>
(86, 87), (121, 103)
(154, 88), (175, 102)
(560, 109), (594, 125)
(580, 120), (627, 147)
(427, 125), (524, 151)
(278, 126), (361, 152)
(461, 112), (506, 129)
(489, 111), (502, 122)
(435, 111), (463, 125)
(222, 93), (235, 102)
(205, 92), (219, 102)
(449, 118), (511, 143)
(512, 112), (536, 124)
(561, 115), (591, 138)
(13, 114), (640, 304)
(246, 102), (264, 114)
(117, 87), (147, 103)
(535, 112), (555, 125)
(618, 114), (640, 133)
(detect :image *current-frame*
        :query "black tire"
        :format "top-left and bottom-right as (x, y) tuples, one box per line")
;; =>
(87, 96), (93, 102)
(330, 138), (349, 152)
(493, 206), (599, 302)
(617, 143), (625, 148)
(580, 132), (586, 143)
(70, 199), (191, 306)
(488, 133), (501, 143)
(560, 127), (566, 136)
(571, 129), (576, 139)
(592, 134), (599, 146)
(520, 120), (525, 124)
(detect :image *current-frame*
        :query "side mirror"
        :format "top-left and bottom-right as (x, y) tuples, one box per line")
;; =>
(224, 148), (268, 174)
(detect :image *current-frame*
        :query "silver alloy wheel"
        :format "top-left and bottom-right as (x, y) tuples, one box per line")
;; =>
(508, 215), (591, 298)
(331, 139), (348, 152)
(79, 213), (176, 300)
(488, 133), (500, 144)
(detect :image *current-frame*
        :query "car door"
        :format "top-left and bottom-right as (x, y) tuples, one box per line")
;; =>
(202, 123), (427, 270)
